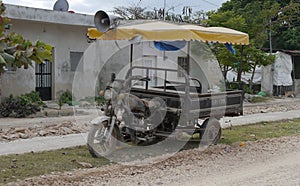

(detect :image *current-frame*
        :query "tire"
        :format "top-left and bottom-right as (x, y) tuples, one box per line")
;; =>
(87, 122), (117, 157)
(200, 118), (222, 146)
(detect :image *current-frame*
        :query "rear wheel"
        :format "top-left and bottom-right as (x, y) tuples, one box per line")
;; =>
(200, 118), (221, 146)
(87, 122), (117, 157)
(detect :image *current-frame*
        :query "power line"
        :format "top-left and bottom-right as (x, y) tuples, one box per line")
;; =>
(193, 0), (219, 7)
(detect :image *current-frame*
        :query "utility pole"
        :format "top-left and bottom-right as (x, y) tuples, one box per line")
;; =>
(163, 0), (166, 20)
(269, 19), (273, 53)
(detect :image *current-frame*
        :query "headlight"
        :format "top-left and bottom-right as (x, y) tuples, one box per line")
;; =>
(104, 89), (112, 100)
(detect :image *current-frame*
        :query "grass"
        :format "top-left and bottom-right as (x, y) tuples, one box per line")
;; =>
(220, 118), (300, 145)
(0, 118), (300, 184)
(251, 96), (270, 103)
(0, 146), (110, 184)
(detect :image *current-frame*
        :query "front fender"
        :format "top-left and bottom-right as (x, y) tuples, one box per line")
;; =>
(90, 115), (124, 142)
(90, 116), (110, 125)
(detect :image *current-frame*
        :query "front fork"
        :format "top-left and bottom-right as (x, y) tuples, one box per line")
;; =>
(106, 116), (116, 142)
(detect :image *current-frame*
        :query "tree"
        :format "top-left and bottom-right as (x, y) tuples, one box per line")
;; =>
(216, 0), (300, 50)
(0, 2), (52, 101)
(204, 11), (247, 32)
(113, 5), (147, 20)
(204, 1), (285, 87)
(242, 45), (275, 89)
(272, 0), (300, 49)
(210, 44), (239, 81)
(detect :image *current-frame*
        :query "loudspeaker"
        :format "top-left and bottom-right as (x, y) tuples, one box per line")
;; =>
(94, 10), (120, 33)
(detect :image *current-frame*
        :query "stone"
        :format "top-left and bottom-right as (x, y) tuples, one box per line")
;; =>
(77, 162), (93, 168)
(2, 135), (10, 140)
(38, 130), (49, 136)
(15, 128), (26, 133)
(61, 127), (73, 134)
(80, 101), (91, 108)
(19, 133), (29, 139)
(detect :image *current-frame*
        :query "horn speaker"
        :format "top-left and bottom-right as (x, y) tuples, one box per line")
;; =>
(94, 10), (120, 33)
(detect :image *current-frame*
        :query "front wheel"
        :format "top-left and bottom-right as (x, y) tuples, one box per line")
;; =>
(200, 118), (222, 146)
(87, 122), (117, 157)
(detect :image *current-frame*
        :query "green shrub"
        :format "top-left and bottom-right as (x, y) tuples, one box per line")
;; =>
(95, 96), (105, 106)
(58, 90), (74, 109)
(0, 95), (16, 117)
(228, 82), (253, 94)
(0, 92), (43, 118)
(23, 91), (45, 107)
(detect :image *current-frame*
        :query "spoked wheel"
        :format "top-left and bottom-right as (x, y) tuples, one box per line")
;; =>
(87, 122), (117, 157)
(200, 118), (222, 146)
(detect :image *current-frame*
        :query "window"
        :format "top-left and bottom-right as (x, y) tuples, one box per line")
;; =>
(178, 56), (189, 77)
(70, 52), (83, 72)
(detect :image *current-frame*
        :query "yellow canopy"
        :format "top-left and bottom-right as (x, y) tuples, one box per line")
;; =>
(88, 21), (249, 45)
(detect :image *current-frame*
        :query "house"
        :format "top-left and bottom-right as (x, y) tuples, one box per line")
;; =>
(0, 4), (94, 101)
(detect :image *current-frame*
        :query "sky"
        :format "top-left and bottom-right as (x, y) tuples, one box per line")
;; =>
(3, 0), (228, 15)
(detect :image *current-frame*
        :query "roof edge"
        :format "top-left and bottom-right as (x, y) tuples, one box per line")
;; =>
(4, 4), (94, 27)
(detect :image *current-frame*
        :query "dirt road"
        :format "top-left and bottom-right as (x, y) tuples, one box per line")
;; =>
(2, 98), (300, 185)
(7, 134), (300, 186)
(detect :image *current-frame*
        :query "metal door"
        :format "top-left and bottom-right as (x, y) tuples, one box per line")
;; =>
(143, 56), (157, 87)
(35, 60), (52, 100)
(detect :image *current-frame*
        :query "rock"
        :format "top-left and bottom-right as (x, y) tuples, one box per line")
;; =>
(61, 127), (73, 134)
(38, 130), (49, 136)
(244, 93), (253, 102)
(2, 135), (10, 140)
(70, 126), (81, 133)
(77, 162), (93, 168)
(80, 101), (91, 108)
(9, 133), (21, 140)
(60, 122), (73, 128)
(49, 130), (58, 134)
(15, 128), (26, 133)
(19, 133), (29, 139)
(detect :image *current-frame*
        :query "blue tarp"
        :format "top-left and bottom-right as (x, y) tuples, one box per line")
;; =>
(154, 41), (187, 51)
(225, 43), (236, 55)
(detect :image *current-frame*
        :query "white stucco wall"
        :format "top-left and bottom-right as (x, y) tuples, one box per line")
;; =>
(1, 66), (35, 98)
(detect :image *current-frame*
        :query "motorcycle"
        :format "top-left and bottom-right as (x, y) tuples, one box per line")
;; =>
(87, 66), (237, 157)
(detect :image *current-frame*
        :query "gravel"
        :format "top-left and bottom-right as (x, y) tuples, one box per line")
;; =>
(244, 99), (300, 115)
(5, 134), (300, 186)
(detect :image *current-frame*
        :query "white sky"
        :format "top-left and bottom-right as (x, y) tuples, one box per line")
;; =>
(3, 0), (228, 15)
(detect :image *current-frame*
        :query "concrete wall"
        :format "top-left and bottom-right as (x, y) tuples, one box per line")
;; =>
(261, 65), (273, 96)
(0, 5), (93, 101)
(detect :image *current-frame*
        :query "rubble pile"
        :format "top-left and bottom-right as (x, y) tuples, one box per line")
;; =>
(0, 122), (89, 142)
(244, 103), (300, 114)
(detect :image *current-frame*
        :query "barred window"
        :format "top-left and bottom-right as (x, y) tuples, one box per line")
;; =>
(178, 56), (189, 77)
